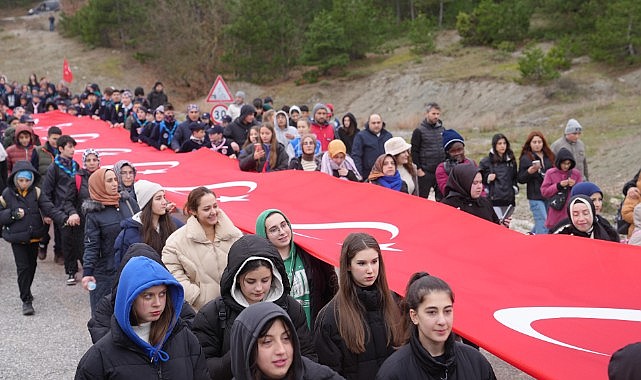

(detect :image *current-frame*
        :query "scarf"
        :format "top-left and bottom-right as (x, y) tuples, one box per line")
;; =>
(159, 120), (178, 145)
(211, 137), (227, 153)
(54, 155), (78, 177)
(376, 171), (403, 190)
(319, 152), (362, 181)
(88, 168), (121, 206)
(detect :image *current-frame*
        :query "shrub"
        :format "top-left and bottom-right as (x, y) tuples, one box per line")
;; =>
(408, 14), (436, 55)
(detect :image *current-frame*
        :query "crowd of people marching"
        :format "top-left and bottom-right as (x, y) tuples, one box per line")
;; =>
(0, 74), (639, 379)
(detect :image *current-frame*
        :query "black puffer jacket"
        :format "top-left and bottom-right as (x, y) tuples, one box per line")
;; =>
(314, 286), (395, 380)
(223, 105), (258, 147)
(0, 161), (50, 243)
(82, 197), (137, 277)
(479, 150), (518, 207)
(375, 330), (496, 380)
(517, 153), (553, 201)
(41, 158), (82, 225)
(351, 123), (393, 179)
(410, 118), (445, 172)
(191, 235), (315, 380)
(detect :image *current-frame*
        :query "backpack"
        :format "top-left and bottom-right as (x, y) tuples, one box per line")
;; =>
(615, 199), (631, 235)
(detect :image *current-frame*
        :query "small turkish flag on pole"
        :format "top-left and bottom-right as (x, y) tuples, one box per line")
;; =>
(63, 58), (73, 83)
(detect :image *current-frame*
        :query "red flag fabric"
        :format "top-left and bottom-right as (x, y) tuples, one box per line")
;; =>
(63, 58), (73, 83)
(32, 112), (641, 380)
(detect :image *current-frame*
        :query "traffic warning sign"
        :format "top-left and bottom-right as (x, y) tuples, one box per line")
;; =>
(206, 75), (233, 103)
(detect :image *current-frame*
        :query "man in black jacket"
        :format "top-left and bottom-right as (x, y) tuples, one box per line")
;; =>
(224, 104), (257, 153)
(41, 135), (83, 285)
(411, 102), (445, 200)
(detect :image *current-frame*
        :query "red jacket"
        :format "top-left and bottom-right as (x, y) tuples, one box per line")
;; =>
(5, 125), (37, 174)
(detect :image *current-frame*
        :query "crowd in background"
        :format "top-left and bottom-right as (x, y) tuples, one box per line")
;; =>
(0, 73), (639, 379)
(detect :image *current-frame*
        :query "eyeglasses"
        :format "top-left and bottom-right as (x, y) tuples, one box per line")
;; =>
(267, 221), (289, 236)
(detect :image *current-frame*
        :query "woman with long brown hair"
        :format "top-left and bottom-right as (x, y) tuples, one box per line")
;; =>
(517, 131), (555, 234)
(238, 123), (288, 172)
(114, 180), (181, 268)
(162, 186), (242, 311)
(314, 233), (403, 380)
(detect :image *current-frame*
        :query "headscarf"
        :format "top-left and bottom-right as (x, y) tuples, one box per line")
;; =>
(88, 167), (121, 206)
(82, 148), (101, 170)
(444, 163), (481, 202)
(319, 145), (362, 181)
(368, 154), (402, 190)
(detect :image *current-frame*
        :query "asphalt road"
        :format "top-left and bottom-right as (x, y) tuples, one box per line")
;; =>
(0, 238), (532, 379)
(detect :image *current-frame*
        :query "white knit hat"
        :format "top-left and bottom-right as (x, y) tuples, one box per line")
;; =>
(565, 119), (582, 134)
(134, 180), (163, 210)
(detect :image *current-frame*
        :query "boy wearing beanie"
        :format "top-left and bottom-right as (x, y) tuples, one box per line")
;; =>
(435, 129), (476, 196)
(0, 161), (52, 315)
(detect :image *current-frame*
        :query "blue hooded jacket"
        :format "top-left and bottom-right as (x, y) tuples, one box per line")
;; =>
(114, 256), (184, 363)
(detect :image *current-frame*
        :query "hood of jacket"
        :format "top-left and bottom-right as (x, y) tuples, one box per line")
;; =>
(114, 256), (184, 363)
(444, 163), (480, 199)
(220, 235), (289, 308)
(275, 110), (290, 128)
(230, 302), (303, 380)
(13, 124), (34, 145)
(8, 160), (40, 191)
(342, 112), (358, 130)
(554, 147), (576, 170)
(255, 209), (295, 258)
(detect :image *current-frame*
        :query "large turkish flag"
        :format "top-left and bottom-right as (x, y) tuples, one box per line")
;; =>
(32, 112), (641, 380)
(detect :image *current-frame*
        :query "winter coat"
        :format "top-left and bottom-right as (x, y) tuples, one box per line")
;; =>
(75, 256), (209, 380)
(375, 330), (496, 380)
(310, 121), (335, 152)
(628, 204), (641, 246)
(255, 209), (338, 328)
(314, 286), (396, 380)
(231, 302), (344, 380)
(171, 119), (199, 151)
(517, 152), (553, 201)
(162, 210), (243, 311)
(621, 175), (641, 238)
(113, 213), (184, 269)
(288, 155), (322, 171)
(5, 125), (37, 173)
(336, 113), (359, 155)
(41, 158), (83, 225)
(608, 342), (641, 380)
(440, 164), (500, 224)
(351, 124), (393, 179)
(87, 244), (196, 344)
(81, 197), (137, 277)
(410, 118), (445, 173)
(34, 142), (56, 185)
(238, 142), (289, 172)
(0, 161), (50, 243)
(479, 150), (518, 206)
(147, 89), (168, 111)
(551, 136), (588, 180)
(224, 107), (258, 147)
(540, 148), (582, 229)
(191, 235), (315, 380)
(551, 196), (620, 243)
(178, 138), (212, 153)
(435, 158), (476, 197)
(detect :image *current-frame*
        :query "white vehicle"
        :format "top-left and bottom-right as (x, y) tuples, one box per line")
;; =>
(28, 0), (61, 15)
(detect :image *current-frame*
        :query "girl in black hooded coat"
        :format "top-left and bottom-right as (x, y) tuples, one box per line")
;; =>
(191, 235), (315, 380)
(440, 163), (509, 227)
